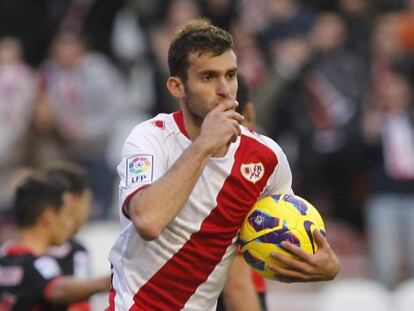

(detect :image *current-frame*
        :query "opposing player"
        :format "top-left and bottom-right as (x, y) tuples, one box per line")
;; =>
(45, 162), (95, 311)
(0, 172), (109, 310)
(107, 19), (340, 311)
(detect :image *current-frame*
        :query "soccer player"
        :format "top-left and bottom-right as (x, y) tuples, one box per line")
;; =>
(107, 19), (340, 311)
(45, 162), (95, 311)
(0, 172), (109, 310)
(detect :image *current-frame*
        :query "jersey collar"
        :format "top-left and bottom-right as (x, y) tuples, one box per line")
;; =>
(4, 246), (34, 256)
(173, 110), (190, 139)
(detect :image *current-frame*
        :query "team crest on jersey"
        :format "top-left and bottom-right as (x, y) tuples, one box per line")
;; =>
(240, 162), (264, 183)
(126, 155), (153, 186)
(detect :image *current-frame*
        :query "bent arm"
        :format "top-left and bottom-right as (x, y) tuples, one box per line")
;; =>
(126, 101), (243, 240)
(47, 276), (110, 305)
(128, 141), (212, 240)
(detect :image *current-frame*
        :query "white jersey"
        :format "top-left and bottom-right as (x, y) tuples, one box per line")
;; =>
(107, 111), (293, 311)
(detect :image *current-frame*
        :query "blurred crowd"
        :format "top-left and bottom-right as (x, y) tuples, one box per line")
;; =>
(1, 0), (414, 290)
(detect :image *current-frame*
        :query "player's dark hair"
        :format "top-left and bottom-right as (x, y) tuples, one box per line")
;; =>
(14, 173), (65, 228)
(236, 75), (250, 114)
(43, 161), (90, 195)
(168, 18), (234, 81)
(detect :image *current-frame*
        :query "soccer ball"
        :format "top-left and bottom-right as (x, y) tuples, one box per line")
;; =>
(239, 194), (325, 280)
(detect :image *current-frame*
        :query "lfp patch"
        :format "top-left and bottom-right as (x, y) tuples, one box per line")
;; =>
(126, 155), (153, 186)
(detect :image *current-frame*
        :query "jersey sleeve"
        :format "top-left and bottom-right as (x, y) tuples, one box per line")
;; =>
(117, 121), (168, 217)
(261, 136), (294, 196)
(31, 256), (63, 301)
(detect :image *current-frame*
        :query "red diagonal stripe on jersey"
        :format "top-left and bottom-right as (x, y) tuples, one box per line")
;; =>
(129, 135), (277, 311)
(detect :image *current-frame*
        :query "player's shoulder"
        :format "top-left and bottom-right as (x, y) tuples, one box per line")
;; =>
(126, 113), (178, 142)
(240, 127), (284, 155)
(32, 255), (62, 280)
(69, 239), (88, 253)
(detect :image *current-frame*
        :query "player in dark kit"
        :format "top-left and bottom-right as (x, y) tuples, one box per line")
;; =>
(0, 172), (109, 311)
(45, 162), (95, 311)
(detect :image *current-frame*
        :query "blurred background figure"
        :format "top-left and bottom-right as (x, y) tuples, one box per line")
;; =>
(0, 37), (34, 167)
(149, 0), (201, 114)
(362, 68), (414, 289)
(0, 37), (35, 225)
(263, 12), (368, 229)
(40, 31), (126, 219)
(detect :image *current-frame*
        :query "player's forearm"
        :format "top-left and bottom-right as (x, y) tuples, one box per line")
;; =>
(129, 141), (212, 240)
(224, 287), (261, 311)
(224, 257), (261, 311)
(48, 276), (110, 305)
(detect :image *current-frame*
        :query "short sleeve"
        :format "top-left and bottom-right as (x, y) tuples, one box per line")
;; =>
(260, 136), (294, 196)
(117, 121), (168, 218)
(31, 256), (62, 301)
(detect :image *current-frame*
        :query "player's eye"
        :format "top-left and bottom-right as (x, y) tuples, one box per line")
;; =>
(202, 74), (213, 81)
(226, 71), (237, 80)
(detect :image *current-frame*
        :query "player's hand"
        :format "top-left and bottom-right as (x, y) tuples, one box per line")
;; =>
(196, 100), (244, 155)
(269, 229), (340, 283)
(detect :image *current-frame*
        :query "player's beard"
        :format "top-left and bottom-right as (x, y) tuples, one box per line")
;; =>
(183, 85), (211, 127)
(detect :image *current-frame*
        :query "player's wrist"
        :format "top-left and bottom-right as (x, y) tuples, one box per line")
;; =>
(191, 139), (215, 157)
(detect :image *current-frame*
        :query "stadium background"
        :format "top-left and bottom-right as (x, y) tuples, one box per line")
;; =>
(1, 0), (414, 309)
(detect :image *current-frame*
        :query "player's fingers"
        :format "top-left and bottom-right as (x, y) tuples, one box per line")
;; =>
(271, 251), (314, 273)
(224, 110), (245, 123)
(275, 273), (322, 283)
(313, 229), (329, 249)
(280, 241), (314, 262)
(275, 275), (300, 283)
(268, 263), (312, 282)
(229, 119), (241, 136)
(227, 120), (241, 143)
(214, 100), (238, 112)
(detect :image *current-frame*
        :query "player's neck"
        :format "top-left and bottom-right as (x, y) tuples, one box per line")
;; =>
(181, 108), (201, 141)
(17, 226), (52, 256)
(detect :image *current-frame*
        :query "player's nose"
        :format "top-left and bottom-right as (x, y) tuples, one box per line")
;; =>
(216, 78), (230, 98)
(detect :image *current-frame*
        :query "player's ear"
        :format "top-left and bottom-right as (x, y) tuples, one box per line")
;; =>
(40, 206), (57, 227)
(63, 192), (75, 206)
(167, 76), (185, 99)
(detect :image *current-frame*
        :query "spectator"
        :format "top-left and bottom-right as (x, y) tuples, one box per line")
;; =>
(0, 37), (35, 167)
(0, 37), (35, 212)
(41, 31), (126, 219)
(271, 13), (368, 228)
(150, 0), (201, 114)
(362, 69), (414, 289)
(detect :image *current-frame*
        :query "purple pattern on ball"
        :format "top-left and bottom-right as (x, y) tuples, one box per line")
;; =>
(283, 194), (308, 215)
(257, 228), (300, 247)
(248, 210), (279, 232)
(271, 194), (282, 202)
(242, 250), (265, 271)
